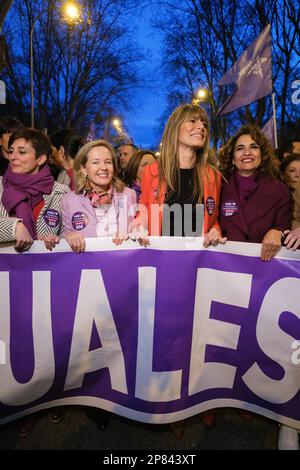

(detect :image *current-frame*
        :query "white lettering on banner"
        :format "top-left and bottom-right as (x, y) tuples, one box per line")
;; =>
(135, 267), (182, 401)
(0, 272), (55, 406)
(242, 278), (300, 403)
(0, 340), (5, 365)
(292, 80), (300, 105)
(189, 269), (253, 395)
(291, 340), (300, 365)
(64, 269), (128, 394)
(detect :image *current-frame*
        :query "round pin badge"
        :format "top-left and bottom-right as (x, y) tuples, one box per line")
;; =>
(221, 200), (239, 217)
(71, 212), (89, 231)
(206, 196), (215, 215)
(43, 209), (60, 227)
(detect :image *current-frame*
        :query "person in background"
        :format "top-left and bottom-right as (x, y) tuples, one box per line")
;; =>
(218, 125), (292, 261)
(0, 116), (22, 175)
(50, 129), (84, 190)
(124, 149), (156, 201)
(61, 139), (137, 253)
(277, 138), (300, 160)
(280, 154), (300, 193)
(117, 143), (138, 180)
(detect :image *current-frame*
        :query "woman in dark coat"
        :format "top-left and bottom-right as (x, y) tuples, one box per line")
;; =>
(219, 125), (292, 261)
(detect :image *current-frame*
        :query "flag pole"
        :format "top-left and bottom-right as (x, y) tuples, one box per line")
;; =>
(272, 92), (278, 149)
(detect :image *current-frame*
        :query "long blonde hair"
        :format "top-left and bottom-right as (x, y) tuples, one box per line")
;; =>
(159, 103), (217, 203)
(73, 139), (124, 194)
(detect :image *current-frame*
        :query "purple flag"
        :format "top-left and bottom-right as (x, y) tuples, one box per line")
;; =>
(217, 25), (273, 116)
(262, 116), (276, 148)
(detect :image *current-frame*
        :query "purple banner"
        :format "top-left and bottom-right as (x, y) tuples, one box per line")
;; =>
(0, 239), (299, 428)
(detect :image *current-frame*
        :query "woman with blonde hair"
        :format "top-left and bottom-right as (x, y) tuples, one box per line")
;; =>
(133, 103), (225, 246)
(61, 139), (137, 253)
(131, 103), (224, 435)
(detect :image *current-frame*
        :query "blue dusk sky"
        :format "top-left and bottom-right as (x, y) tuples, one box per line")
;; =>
(122, 6), (167, 150)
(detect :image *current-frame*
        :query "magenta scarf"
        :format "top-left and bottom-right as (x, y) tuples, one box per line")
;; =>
(2, 165), (54, 239)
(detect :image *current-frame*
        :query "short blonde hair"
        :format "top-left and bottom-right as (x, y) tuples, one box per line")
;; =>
(73, 139), (124, 194)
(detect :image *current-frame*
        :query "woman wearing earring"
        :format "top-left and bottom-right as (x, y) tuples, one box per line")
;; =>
(133, 103), (225, 247)
(218, 125), (292, 261)
(61, 139), (137, 252)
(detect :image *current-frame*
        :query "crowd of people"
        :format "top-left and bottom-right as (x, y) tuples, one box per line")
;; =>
(0, 107), (299, 449)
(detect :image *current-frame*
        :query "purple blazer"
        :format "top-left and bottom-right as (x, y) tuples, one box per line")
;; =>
(219, 174), (292, 243)
(61, 187), (137, 237)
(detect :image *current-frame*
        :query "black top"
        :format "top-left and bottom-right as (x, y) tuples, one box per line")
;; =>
(163, 168), (203, 237)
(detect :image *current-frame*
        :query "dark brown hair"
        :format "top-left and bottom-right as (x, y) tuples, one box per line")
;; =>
(124, 149), (156, 186)
(280, 153), (300, 174)
(218, 125), (279, 179)
(8, 127), (52, 160)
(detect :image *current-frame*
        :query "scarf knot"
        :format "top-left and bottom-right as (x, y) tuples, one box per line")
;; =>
(87, 186), (114, 208)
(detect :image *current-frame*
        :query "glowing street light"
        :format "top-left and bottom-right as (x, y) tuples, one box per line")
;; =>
(61, 1), (82, 24)
(30, 1), (82, 128)
(193, 87), (216, 114)
(112, 118), (127, 136)
(112, 118), (121, 129)
(197, 88), (209, 100)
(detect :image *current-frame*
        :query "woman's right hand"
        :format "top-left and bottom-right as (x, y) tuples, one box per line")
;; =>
(14, 221), (34, 252)
(203, 227), (227, 247)
(65, 232), (86, 253)
(130, 224), (150, 247)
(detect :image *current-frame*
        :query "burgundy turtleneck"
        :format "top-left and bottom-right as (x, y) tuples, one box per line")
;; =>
(234, 170), (259, 207)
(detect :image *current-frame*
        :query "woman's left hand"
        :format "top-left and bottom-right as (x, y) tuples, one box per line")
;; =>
(261, 229), (282, 261)
(203, 227), (227, 247)
(112, 233), (129, 246)
(40, 234), (60, 251)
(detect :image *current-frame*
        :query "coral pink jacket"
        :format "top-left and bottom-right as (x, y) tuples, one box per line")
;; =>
(138, 162), (221, 235)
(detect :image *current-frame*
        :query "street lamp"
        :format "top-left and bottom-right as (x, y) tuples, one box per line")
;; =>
(193, 88), (216, 114)
(111, 117), (131, 144)
(112, 118), (122, 131)
(61, 1), (82, 24)
(112, 118), (128, 137)
(30, 1), (81, 128)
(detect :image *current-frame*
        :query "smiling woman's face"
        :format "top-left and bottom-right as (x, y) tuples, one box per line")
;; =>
(178, 115), (207, 150)
(83, 146), (114, 191)
(233, 134), (262, 176)
(8, 138), (46, 174)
